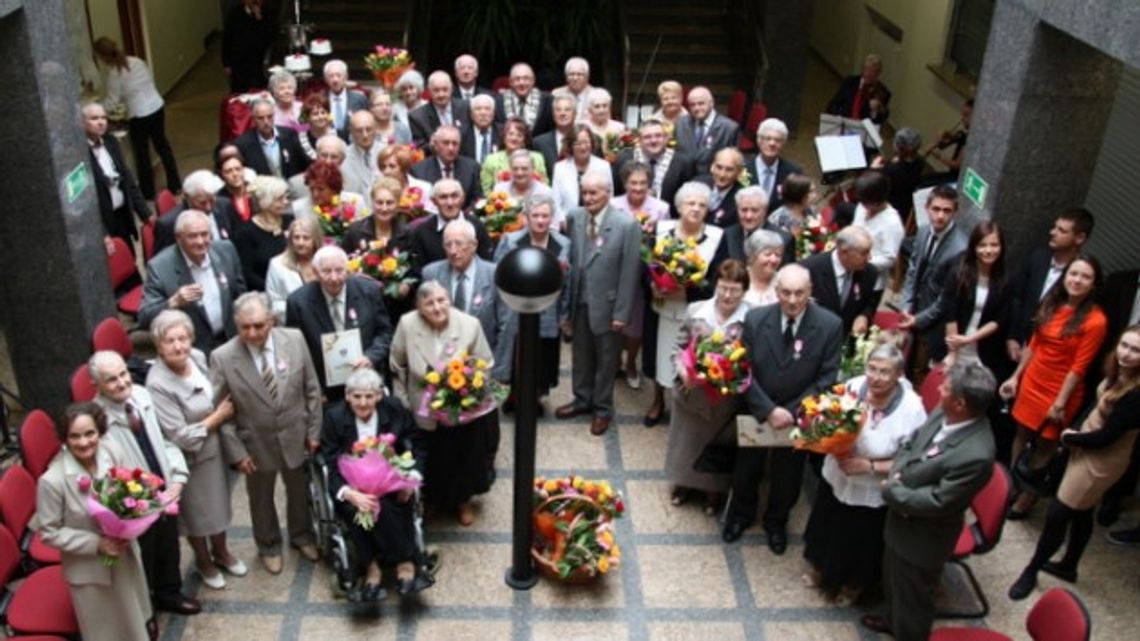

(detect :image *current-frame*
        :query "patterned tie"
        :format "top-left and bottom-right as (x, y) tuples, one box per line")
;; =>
(443, 164), (454, 179)
(452, 272), (467, 312)
(330, 297), (344, 331)
(260, 351), (278, 401)
(125, 402), (143, 432)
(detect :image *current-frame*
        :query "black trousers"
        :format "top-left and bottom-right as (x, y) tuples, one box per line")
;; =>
(137, 514), (183, 605)
(128, 107), (181, 200)
(728, 446), (807, 530)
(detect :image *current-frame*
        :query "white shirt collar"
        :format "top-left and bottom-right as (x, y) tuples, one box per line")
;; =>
(181, 248), (210, 269)
(830, 250), (847, 278)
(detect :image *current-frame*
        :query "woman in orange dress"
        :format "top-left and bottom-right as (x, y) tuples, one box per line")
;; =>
(999, 255), (1107, 517)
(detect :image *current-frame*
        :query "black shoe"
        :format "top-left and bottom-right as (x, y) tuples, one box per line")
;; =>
(1097, 497), (1122, 526)
(1107, 525), (1140, 546)
(722, 520), (747, 543)
(156, 596), (202, 615)
(643, 407), (664, 427)
(1006, 504), (1032, 521)
(766, 528), (788, 555)
(396, 577), (416, 596)
(860, 614), (892, 634)
(1040, 561), (1078, 583)
(1008, 569), (1037, 600)
(361, 582), (387, 601)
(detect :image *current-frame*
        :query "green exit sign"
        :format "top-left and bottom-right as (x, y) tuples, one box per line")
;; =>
(65, 162), (90, 204)
(962, 167), (987, 209)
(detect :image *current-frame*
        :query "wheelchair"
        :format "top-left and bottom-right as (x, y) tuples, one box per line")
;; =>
(306, 453), (440, 600)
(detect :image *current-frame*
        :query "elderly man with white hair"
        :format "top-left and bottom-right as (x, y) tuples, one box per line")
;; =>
(723, 184), (795, 265)
(746, 117), (802, 211)
(674, 86), (741, 175)
(285, 245), (393, 401)
(452, 53), (491, 100)
(800, 225), (879, 336)
(153, 169), (238, 254)
(409, 71), (469, 149)
(410, 125), (482, 207)
(554, 171), (642, 436)
(341, 110), (382, 196)
(460, 94), (502, 165)
(140, 209), (247, 355)
(554, 56), (594, 119)
(324, 59), (368, 133)
(827, 53), (892, 125)
(495, 62), (554, 135)
(409, 178), (494, 269)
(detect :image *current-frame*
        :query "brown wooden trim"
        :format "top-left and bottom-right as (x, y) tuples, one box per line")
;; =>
(115, 0), (147, 60)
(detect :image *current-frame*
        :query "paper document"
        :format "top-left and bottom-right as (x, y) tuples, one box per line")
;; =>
(737, 416), (794, 448)
(815, 135), (868, 173)
(321, 328), (363, 387)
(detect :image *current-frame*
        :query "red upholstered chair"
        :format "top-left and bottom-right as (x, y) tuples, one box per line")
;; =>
(737, 102), (769, 152)
(18, 409), (61, 479)
(491, 75), (510, 93)
(156, 189), (178, 215)
(930, 587), (1091, 641)
(141, 217), (157, 260)
(0, 525), (78, 637)
(69, 364), (97, 403)
(92, 317), (133, 360)
(727, 90), (746, 124)
(0, 465), (61, 570)
(873, 310), (903, 331)
(107, 237), (143, 317)
(918, 363), (945, 413)
(937, 463), (1012, 619)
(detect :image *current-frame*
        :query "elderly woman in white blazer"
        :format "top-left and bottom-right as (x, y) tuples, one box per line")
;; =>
(389, 280), (495, 526)
(34, 403), (152, 641)
(145, 310), (247, 590)
(551, 124), (612, 229)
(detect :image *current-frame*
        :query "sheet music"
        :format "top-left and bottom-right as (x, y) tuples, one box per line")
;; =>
(815, 135), (868, 173)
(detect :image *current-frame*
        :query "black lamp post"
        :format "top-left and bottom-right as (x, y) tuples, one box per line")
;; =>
(496, 245), (564, 590)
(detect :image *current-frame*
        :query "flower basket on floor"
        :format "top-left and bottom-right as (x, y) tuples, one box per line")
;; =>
(531, 476), (624, 583)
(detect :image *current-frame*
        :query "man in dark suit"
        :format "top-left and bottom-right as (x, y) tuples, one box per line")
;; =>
(285, 245), (393, 402)
(494, 62), (554, 137)
(722, 186), (794, 265)
(323, 59), (369, 136)
(234, 99), (310, 179)
(408, 178), (494, 269)
(555, 171), (643, 436)
(409, 71), (469, 151)
(898, 184), (968, 371)
(674, 87), (741, 175)
(724, 264), (843, 551)
(800, 226), (878, 336)
(139, 210), (247, 355)
(827, 53), (892, 125)
(1007, 207), (1095, 362)
(410, 125), (482, 209)
(862, 361), (997, 640)
(153, 170), (238, 254)
(452, 54), (492, 101)
(612, 119), (696, 214)
(746, 117), (802, 212)
(696, 147), (745, 228)
(459, 95), (501, 166)
(532, 93), (578, 173)
(84, 102), (151, 251)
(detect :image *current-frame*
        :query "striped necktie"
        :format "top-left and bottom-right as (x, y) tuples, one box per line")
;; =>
(260, 351), (278, 401)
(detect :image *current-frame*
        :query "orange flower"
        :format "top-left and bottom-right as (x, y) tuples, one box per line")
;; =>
(447, 359), (465, 374)
(447, 371), (467, 390)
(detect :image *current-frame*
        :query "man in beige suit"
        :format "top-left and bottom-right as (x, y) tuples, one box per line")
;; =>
(210, 292), (323, 574)
(90, 351), (201, 616)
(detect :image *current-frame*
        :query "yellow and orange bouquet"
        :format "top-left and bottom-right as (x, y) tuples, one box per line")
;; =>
(315, 195), (366, 243)
(643, 235), (708, 294)
(678, 329), (751, 403)
(532, 475), (624, 581)
(347, 239), (416, 297)
(473, 191), (524, 241)
(791, 383), (866, 456)
(397, 185), (428, 225)
(417, 353), (508, 426)
(363, 45), (414, 88)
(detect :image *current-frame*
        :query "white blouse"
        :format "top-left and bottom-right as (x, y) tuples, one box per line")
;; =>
(104, 57), (164, 118)
(821, 375), (927, 508)
(265, 255), (305, 324)
(852, 204), (904, 291)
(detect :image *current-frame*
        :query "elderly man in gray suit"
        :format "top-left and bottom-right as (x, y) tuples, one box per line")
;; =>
(139, 209), (246, 356)
(90, 351), (201, 616)
(210, 292), (324, 575)
(555, 171), (641, 436)
(861, 360), (997, 641)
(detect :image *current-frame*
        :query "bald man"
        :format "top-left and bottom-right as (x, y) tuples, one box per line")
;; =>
(409, 71), (469, 149)
(674, 86), (741, 174)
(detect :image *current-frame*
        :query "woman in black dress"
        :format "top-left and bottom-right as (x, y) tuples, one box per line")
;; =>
(233, 176), (293, 291)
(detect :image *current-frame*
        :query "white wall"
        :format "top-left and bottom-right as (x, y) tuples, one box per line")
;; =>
(140, 0), (223, 93)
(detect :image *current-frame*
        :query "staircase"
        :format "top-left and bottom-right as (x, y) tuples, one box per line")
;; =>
(300, 0), (411, 82)
(625, 1), (740, 108)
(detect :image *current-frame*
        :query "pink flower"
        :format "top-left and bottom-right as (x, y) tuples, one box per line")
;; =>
(76, 476), (92, 492)
(136, 499), (150, 512)
(379, 433), (396, 445)
(123, 497), (138, 509)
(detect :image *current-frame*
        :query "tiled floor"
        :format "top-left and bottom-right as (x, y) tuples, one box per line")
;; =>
(21, 40), (1139, 641)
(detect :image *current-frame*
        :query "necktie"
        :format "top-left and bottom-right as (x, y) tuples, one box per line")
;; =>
(649, 158), (659, 196)
(914, 233), (940, 292)
(125, 402), (163, 478)
(694, 122), (706, 147)
(784, 316), (796, 348)
(763, 167), (775, 194)
(839, 272), (851, 305)
(260, 350), (278, 400)
(330, 297), (344, 331)
(453, 272), (467, 312)
(587, 214), (598, 242)
(850, 85), (865, 119)
(443, 164), (454, 179)
(334, 95), (345, 130)
(480, 132), (491, 163)
(126, 401), (143, 432)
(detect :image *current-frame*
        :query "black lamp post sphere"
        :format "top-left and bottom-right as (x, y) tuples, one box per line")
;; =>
(494, 246), (563, 313)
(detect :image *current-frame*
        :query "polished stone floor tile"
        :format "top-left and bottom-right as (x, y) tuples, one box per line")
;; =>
(296, 616), (397, 641)
(742, 544), (831, 609)
(415, 543), (514, 607)
(638, 545), (736, 609)
(177, 614), (282, 641)
(617, 424), (668, 471)
(413, 619), (512, 640)
(763, 621), (861, 641)
(532, 621), (629, 641)
(625, 480), (721, 535)
(647, 621), (747, 641)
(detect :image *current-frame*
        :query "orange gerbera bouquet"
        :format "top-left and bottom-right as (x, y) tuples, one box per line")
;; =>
(347, 239), (417, 297)
(314, 195), (366, 242)
(473, 191), (524, 241)
(532, 475), (624, 581)
(397, 185), (429, 225)
(791, 383), (866, 456)
(417, 353), (509, 426)
(678, 328), (751, 403)
(643, 235), (708, 295)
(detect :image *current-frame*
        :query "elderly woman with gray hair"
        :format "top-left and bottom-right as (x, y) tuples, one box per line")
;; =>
(643, 181), (727, 426)
(233, 175), (294, 291)
(492, 150), (557, 226)
(742, 229), (787, 307)
(268, 70), (305, 132)
(802, 343), (926, 605)
(389, 280), (496, 526)
(145, 309), (246, 590)
(393, 70), (426, 125)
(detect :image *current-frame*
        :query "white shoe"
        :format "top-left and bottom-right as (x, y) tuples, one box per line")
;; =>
(217, 557), (249, 577)
(626, 370), (642, 390)
(198, 568), (226, 590)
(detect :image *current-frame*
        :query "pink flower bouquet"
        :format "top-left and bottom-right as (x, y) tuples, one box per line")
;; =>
(336, 433), (422, 530)
(84, 467), (178, 565)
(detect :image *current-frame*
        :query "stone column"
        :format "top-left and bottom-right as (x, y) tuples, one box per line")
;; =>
(762, 0), (816, 134)
(0, 0), (117, 414)
(960, 0), (1121, 261)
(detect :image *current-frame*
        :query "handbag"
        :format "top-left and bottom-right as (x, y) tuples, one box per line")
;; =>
(1012, 442), (1069, 497)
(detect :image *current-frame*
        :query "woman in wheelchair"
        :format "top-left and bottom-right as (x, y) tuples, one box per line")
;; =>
(320, 368), (427, 599)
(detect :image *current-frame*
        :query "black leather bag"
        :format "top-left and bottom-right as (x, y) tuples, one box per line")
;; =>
(1013, 442), (1069, 497)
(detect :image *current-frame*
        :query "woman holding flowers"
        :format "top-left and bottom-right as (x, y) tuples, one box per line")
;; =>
(389, 280), (496, 525)
(34, 402), (152, 641)
(234, 175), (293, 291)
(802, 344), (926, 605)
(665, 260), (751, 513)
(480, 117), (549, 194)
(320, 368), (426, 599)
(378, 144), (435, 214)
(492, 150), (557, 228)
(289, 160), (367, 226)
(643, 181), (727, 426)
(742, 229), (786, 307)
(343, 178), (416, 320)
(266, 218), (323, 324)
(145, 310), (245, 590)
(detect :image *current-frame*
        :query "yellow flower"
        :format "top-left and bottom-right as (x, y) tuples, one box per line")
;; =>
(331, 195), (341, 206)
(685, 237), (698, 248)
(667, 260), (678, 271)
(729, 347), (747, 361)
(424, 371), (441, 385)
(688, 272), (703, 284)
(447, 372), (467, 390)
(380, 257), (398, 273)
(347, 257), (361, 273)
(709, 330), (725, 344)
(544, 480), (559, 492)
(447, 359), (466, 374)
(475, 358), (488, 370)
(597, 556), (610, 574)
(471, 373), (484, 389)
(601, 530), (615, 547)
(126, 481), (142, 494)
(430, 399), (445, 410)
(461, 396), (476, 407)
(611, 544), (621, 558)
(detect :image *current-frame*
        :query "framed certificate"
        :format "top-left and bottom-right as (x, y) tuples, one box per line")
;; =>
(321, 328), (363, 387)
(737, 416), (793, 448)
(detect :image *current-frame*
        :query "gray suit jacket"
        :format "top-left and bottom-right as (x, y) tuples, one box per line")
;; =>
(674, 112), (741, 174)
(901, 223), (968, 322)
(565, 205), (642, 335)
(96, 386), (190, 485)
(209, 327), (323, 471)
(139, 241), (247, 355)
(145, 349), (238, 468)
(421, 257), (510, 379)
(883, 408), (996, 569)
